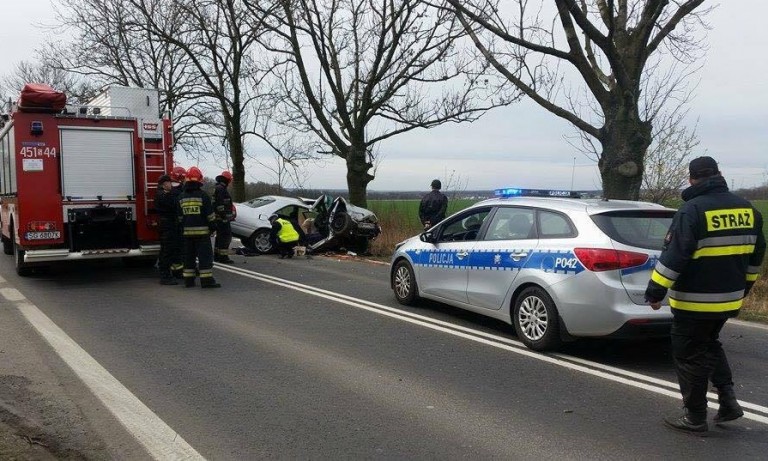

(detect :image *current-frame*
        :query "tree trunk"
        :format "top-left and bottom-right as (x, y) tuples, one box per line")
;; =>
(598, 108), (652, 200)
(226, 117), (246, 203)
(345, 145), (374, 207)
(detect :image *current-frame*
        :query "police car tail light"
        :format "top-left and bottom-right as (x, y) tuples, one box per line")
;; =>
(574, 248), (648, 272)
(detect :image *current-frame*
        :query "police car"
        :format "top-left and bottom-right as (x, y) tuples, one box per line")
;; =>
(390, 188), (676, 351)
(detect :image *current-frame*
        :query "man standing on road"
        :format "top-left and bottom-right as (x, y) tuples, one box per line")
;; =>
(169, 166), (187, 278)
(645, 156), (765, 433)
(213, 170), (236, 264)
(155, 174), (178, 285)
(419, 179), (448, 230)
(178, 166), (221, 288)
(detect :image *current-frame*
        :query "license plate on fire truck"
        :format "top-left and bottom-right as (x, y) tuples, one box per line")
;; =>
(25, 231), (61, 240)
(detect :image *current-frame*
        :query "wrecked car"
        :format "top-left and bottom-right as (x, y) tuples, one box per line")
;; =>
(231, 194), (381, 254)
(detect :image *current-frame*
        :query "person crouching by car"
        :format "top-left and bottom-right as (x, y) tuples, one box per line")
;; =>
(269, 214), (306, 259)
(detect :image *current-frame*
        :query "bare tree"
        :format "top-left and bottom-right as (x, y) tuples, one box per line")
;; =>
(42, 0), (212, 152)
(641, 110), (698, 204)
(441, 0), (710, 200)
(0, 60), (96, 106)
(123, 0), (283, 201)
(254, 0), (509, 207)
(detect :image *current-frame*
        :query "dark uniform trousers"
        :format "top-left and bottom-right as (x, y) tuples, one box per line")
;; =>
(183, 236), (215, 281)
(671, 317), (733, 414)
(215, 220), (232, 258)
(158, 217), (176, 276)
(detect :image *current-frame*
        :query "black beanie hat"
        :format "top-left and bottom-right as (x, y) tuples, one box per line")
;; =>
(689, 156), (720, 179)
(157, 174), (172, 185)
(431, 179), (442, 190)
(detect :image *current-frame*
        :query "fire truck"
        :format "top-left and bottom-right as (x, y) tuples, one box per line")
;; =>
(0, 84), (173, 275)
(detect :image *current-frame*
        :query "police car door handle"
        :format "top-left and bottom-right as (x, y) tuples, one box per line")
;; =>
(510, 252), (528, 260)
(456, 251), (469, 259)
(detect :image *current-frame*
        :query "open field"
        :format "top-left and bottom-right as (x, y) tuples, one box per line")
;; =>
(367, 198), (768, 322)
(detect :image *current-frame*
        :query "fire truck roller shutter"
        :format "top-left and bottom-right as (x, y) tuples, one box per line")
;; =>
(60, 128), (135, 200)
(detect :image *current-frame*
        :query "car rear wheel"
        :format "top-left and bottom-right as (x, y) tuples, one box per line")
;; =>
(513, 286), (561, 351)
(245, 229), (273, 253)
(393, 260), (419, 305)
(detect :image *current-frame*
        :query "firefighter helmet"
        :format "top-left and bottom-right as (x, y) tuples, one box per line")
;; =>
(220, 170), (233, 182)
(186, 166), (204, 183)
(171, 166), (187, 182)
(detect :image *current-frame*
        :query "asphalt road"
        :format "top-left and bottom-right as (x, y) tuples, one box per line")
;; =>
(1, 252), (767, 459)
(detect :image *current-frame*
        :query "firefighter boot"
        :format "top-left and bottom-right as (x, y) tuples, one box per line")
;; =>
(216, 254), (235, 264)
(664, 408), (708, 433)
(714, 386), (743, 423)
(184, 277), (196, 288)
(200, 278), (221, 289)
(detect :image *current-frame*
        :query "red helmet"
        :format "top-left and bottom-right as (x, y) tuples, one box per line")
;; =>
(170, 166), (187, 182)
(220, 170), (233, 182)
(186, 166), (204, 183)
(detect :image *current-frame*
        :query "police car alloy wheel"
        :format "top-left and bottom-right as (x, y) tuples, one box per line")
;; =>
(393, 260), (419, 305)
(513, 286), (561, 351)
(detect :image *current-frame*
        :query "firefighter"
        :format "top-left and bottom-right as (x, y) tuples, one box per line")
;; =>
(268, 213), (306, 259)
(645, 156), (765, 433)
(169, 166), (187, 278)
(419, 179), (448, 230)
(213, 170), (236, 264)
(177, 166), (221, 288)
(155, 174), (178, 285)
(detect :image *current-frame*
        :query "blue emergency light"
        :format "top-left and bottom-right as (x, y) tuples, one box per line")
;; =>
(494, 187), (580, 198)
(30, 121), (43, 135)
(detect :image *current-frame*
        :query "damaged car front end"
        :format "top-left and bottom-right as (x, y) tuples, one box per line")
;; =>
(309, 195), (381, 254)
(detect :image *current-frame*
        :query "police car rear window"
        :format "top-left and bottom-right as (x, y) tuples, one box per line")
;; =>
(591, 210), (675, 250)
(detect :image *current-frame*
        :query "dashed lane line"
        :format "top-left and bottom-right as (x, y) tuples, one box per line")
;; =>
(216, 263), (768, 425)
(1, 287), (205, 461)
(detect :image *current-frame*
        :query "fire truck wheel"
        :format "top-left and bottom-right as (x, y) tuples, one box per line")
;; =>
(12, 229), (32, 277)
(2, 234), (11, 255)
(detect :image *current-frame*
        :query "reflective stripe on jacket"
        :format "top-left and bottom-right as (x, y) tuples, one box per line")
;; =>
(178, 184), (216, 238)
(276, 218), (300, 243)
(645, 176), (766, 318)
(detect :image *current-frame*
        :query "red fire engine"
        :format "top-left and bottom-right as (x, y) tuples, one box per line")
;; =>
(0, 84), (173, 275)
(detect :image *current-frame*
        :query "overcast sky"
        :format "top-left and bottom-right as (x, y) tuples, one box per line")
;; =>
(1, 1), (766, 192)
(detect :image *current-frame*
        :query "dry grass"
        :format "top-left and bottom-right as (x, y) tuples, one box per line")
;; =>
(741, 264), (768, 322)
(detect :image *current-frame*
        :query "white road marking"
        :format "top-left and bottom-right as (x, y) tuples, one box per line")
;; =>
(1, 287), (26, 302)
(11, 298), (205, 460)
(217, 263), (768, 425)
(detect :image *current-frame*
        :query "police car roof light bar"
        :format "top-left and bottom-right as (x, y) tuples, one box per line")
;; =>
(494, 188), (581, 198)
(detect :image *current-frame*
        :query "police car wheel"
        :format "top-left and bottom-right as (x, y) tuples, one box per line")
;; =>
(513, 286), (561, 351)
(392, 260), (419, 305)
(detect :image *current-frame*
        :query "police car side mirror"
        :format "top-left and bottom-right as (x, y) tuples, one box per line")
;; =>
(420, 231), (436, 244)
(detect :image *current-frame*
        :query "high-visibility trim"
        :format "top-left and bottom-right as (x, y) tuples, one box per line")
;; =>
(692, 244), (755, 259)
(651, 270), (675, 288)
(669, 298), (742, 312)
(171, 263), (184, 271)
(184, 229), (210, 236)
(199, 270), (213, 278)
(653, 261), (679, 280)
(183, 270), (196, 276)
(697, 235), (757, 248)
(747, 273), (760, 282)
(207, 213), (216, 222)
(668, 289), (744, 302)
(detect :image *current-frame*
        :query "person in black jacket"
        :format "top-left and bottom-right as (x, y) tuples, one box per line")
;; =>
(177, 167), (220, 288)
(213, 170), (235, 264)
(155, 174), (178, 285)
(645, 156), (765, 433)
(419, 179), (448, 230)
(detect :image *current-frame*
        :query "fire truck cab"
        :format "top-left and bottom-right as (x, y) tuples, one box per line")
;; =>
(0, 84), (173, 275)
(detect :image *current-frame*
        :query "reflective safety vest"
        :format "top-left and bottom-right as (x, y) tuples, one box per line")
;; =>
(178, 186), (216, 237)
(276, 218), (300, 243)
(646, 176), (766, 318)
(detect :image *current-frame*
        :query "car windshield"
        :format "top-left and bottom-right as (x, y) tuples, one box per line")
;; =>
(242, 197), (276, 209)
(591, 210), (675, 250)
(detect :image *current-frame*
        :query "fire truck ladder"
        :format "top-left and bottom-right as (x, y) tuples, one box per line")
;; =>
(141, 124), (170, 215)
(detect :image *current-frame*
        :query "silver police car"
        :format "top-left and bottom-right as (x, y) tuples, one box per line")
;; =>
(390, 189), (676, 351)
